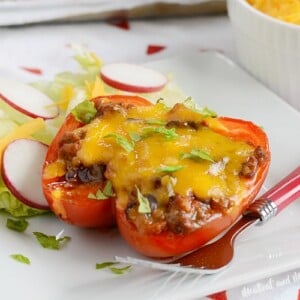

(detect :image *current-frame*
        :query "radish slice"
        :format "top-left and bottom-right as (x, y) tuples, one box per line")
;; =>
(0, 77), (58, 120)
(1, 138), (50, 210)
(100, 63), (168, 93)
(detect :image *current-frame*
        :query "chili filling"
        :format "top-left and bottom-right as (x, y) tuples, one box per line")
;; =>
(46, 100), (267, 235)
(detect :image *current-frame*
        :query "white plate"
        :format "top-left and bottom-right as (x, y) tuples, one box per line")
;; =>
(1, 52), (300, 300)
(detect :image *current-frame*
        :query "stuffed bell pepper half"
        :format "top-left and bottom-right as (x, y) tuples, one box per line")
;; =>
(42, 95), (270, 258)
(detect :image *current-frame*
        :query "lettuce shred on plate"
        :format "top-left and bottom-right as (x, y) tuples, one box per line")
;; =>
(0, 45), (209, 218)
(0, 185), (45, 217)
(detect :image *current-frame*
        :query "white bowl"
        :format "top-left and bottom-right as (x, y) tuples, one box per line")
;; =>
(227, 0), (300, 111)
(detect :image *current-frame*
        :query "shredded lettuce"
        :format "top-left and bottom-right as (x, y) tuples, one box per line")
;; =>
(0, 99), (30, 126)
(0, 47), (104, 218)
(31, 46), (102, 116)
(0, 185), (46, 218)
(6, 218), (29, 232)
(0, 119), (18, 138)
(33, 231), (71, 250)
(73, 49), (102, 73)
(10, 254), (30, 265)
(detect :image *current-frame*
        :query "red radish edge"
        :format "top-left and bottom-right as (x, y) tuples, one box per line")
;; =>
(100, 63), (168, 93)
(0, 93), (57, 120)
(0, 78), (59, 120)
(1, 138), (50, 210)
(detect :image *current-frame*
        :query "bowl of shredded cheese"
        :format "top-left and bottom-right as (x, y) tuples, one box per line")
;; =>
(227, 0), (300, 111)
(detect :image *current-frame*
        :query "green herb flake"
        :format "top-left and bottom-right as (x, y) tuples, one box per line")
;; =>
(10, 254), (30, 265)
(6, 218), (28, 232)
(183, 97), (217, 118)
(103, 181), (115, 197)
(88, 181), (115, 200)
(143, 126), (178, 140)
(183, 96), (197, 111)
(71, 100), (97, 124)
(33, 232), (71, 250)
(104, 133), (134, 153)
(110, 265), (131, 275)
(157, 165), (183, 173)
(88, 191), (107, 200)
(95, 261), (131, 275)
(200, 107), (217, 118)
(129, 132), (143, 142)
(181, 149), (214, 162)
(96, 261), (118, 269)
(144, 119), (167, 126)
(156, 98), (165, 104)
(136, 187), (151, 214)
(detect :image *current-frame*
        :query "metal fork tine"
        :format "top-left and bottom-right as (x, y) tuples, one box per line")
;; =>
(170, 272), (190, 292)
(114, 256), (212, 274)
(149, 271), (180, 300)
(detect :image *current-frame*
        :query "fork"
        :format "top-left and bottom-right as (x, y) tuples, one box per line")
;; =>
(115, 166), (300, 274)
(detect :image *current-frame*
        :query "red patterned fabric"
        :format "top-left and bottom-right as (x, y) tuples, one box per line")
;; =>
(146, 45), (166, 55)
(207, 290), (228, 300)
(108, 18), (130, 30)
(19, 66), (42, 75)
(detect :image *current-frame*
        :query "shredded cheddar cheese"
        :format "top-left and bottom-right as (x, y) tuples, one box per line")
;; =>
(248, 0), (300, 25)
(76, 103), (255, 209)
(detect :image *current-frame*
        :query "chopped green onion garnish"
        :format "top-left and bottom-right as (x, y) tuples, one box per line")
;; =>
(88, 190), (107, 200)
(89, 181), (115, 200)
(104, 133), (134, 153)
(136, 187), (151, 214)
(143, 126), (178, 140)
(183, 97), (217, 117)
(6, 218), (28, 232)
(110, 265), (131, 275)
(103, 181), (115, 197)
(144, 119), (167, 126)
(33, 232), (71, 250)
(10, 254), (30, 265)
(157, 165), (183, 173)
(200, 107), (217, 118)
(95, 261), (131, 275)
(129, 132), (143, 142)
(96, 261), (118, 269)
(180, 149), (214, 162)
(71, 100), (97, 123)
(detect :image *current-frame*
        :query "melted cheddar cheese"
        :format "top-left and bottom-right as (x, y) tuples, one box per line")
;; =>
(248, 0), (300, 25)
(76, 102), (255, 211)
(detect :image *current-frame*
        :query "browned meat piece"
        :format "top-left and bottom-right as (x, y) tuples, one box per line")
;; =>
(240, 146), (267, 178)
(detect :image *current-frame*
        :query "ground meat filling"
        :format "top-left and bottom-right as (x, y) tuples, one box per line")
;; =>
(166, 120), (201, 130)
(125, 192), (230, 235)
(56, 101), (267, 235)
(58, 129), (86, 165)
(125, 146), (267, 235)
(57, 101), (129, 183)
(239, 146), (267, 178)
(58, 100), (129, 166)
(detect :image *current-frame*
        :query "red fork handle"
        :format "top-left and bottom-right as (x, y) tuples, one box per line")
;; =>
(261, 166), (300, 214)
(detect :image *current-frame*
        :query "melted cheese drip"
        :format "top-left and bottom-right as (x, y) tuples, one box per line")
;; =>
(77, 103), (254, 209)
